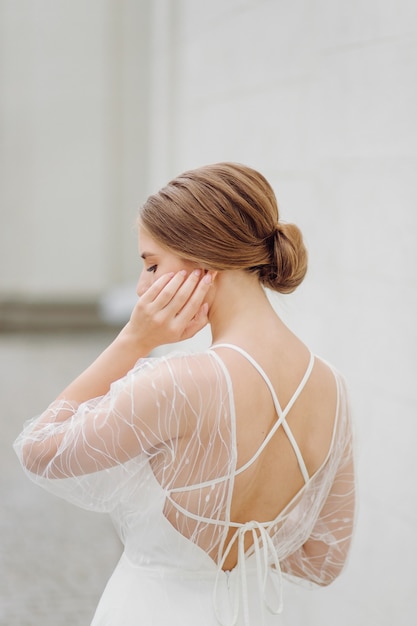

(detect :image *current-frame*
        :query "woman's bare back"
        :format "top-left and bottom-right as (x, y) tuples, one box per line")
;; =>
(213, 337), (338, 570)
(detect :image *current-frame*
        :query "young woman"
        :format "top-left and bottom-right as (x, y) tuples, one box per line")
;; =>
(15, 163), (355, 625)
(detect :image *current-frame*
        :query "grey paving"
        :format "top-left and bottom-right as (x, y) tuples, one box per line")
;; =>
(0, 332), (123, 626)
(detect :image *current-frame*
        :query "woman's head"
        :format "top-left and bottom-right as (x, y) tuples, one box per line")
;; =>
(138, 162), (307, 294)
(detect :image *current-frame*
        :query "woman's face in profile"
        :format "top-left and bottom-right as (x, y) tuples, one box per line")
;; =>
(136, 229), (197, 297)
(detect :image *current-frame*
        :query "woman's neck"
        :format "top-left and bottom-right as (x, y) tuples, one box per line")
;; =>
(208, 270), (284, 346)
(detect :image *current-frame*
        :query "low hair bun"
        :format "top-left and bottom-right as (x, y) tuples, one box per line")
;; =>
(261, 222), (308, 294)
(139, 162), (307, 295)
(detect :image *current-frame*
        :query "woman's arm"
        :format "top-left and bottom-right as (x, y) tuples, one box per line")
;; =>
(281, 455), (355, 585)
(281, 419), (355, 587)
(56, 269), (212, 404)
(20, 270), (213, 475)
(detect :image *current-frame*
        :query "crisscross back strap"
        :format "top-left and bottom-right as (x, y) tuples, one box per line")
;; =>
(211, 343), (315, 484)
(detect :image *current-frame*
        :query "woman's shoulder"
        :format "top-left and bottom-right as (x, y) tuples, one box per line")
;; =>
(130, 348), (229, 393)
(133, 347), (218, 369)
(135, 350), (232, 436)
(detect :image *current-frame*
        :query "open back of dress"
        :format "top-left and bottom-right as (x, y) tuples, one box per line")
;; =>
(14, 345), (355, 625)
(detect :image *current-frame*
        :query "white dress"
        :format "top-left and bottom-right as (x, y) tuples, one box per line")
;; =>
(14, 344), (355, 626)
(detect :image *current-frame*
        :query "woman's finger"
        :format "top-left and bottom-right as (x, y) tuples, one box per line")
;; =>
(180, 302), (210, 340)
(174, 272), (214, 323)
(155, 269), (204, 315)
(135, 271), (201, 322)
(139, 272), (176, 305)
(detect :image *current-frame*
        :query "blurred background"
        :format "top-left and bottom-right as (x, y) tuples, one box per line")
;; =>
(1, 0), (416, 624)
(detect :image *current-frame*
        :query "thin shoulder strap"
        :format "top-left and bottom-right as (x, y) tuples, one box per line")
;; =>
(211, 343), (315, 483)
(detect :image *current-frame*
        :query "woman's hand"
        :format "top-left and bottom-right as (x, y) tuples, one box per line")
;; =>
(18, 269), (216, 477)
(124, 269), (214, 353)
(51, 269), (214, 407)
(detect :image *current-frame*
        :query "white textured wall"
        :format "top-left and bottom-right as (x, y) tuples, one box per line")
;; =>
(0, 0), (150, 299)
(149, 1), (417, 624)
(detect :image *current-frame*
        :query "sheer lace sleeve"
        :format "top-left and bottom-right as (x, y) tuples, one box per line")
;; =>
(13, 352), (233, 514)
(279, 370), (356, 586)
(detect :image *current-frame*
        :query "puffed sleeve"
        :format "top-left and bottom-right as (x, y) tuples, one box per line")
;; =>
(13, 352), (230, 513)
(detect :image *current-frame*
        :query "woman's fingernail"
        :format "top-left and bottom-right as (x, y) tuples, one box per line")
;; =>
(203, 272), (212, 284)
(193, 269), (202, 277)
(179, 270), (187, 277)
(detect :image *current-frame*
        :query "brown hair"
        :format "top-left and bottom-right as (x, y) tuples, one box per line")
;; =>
(139, 162), (307, 294)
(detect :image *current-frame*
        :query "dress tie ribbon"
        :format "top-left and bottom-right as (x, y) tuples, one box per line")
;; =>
(213, 520), (284, 626)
